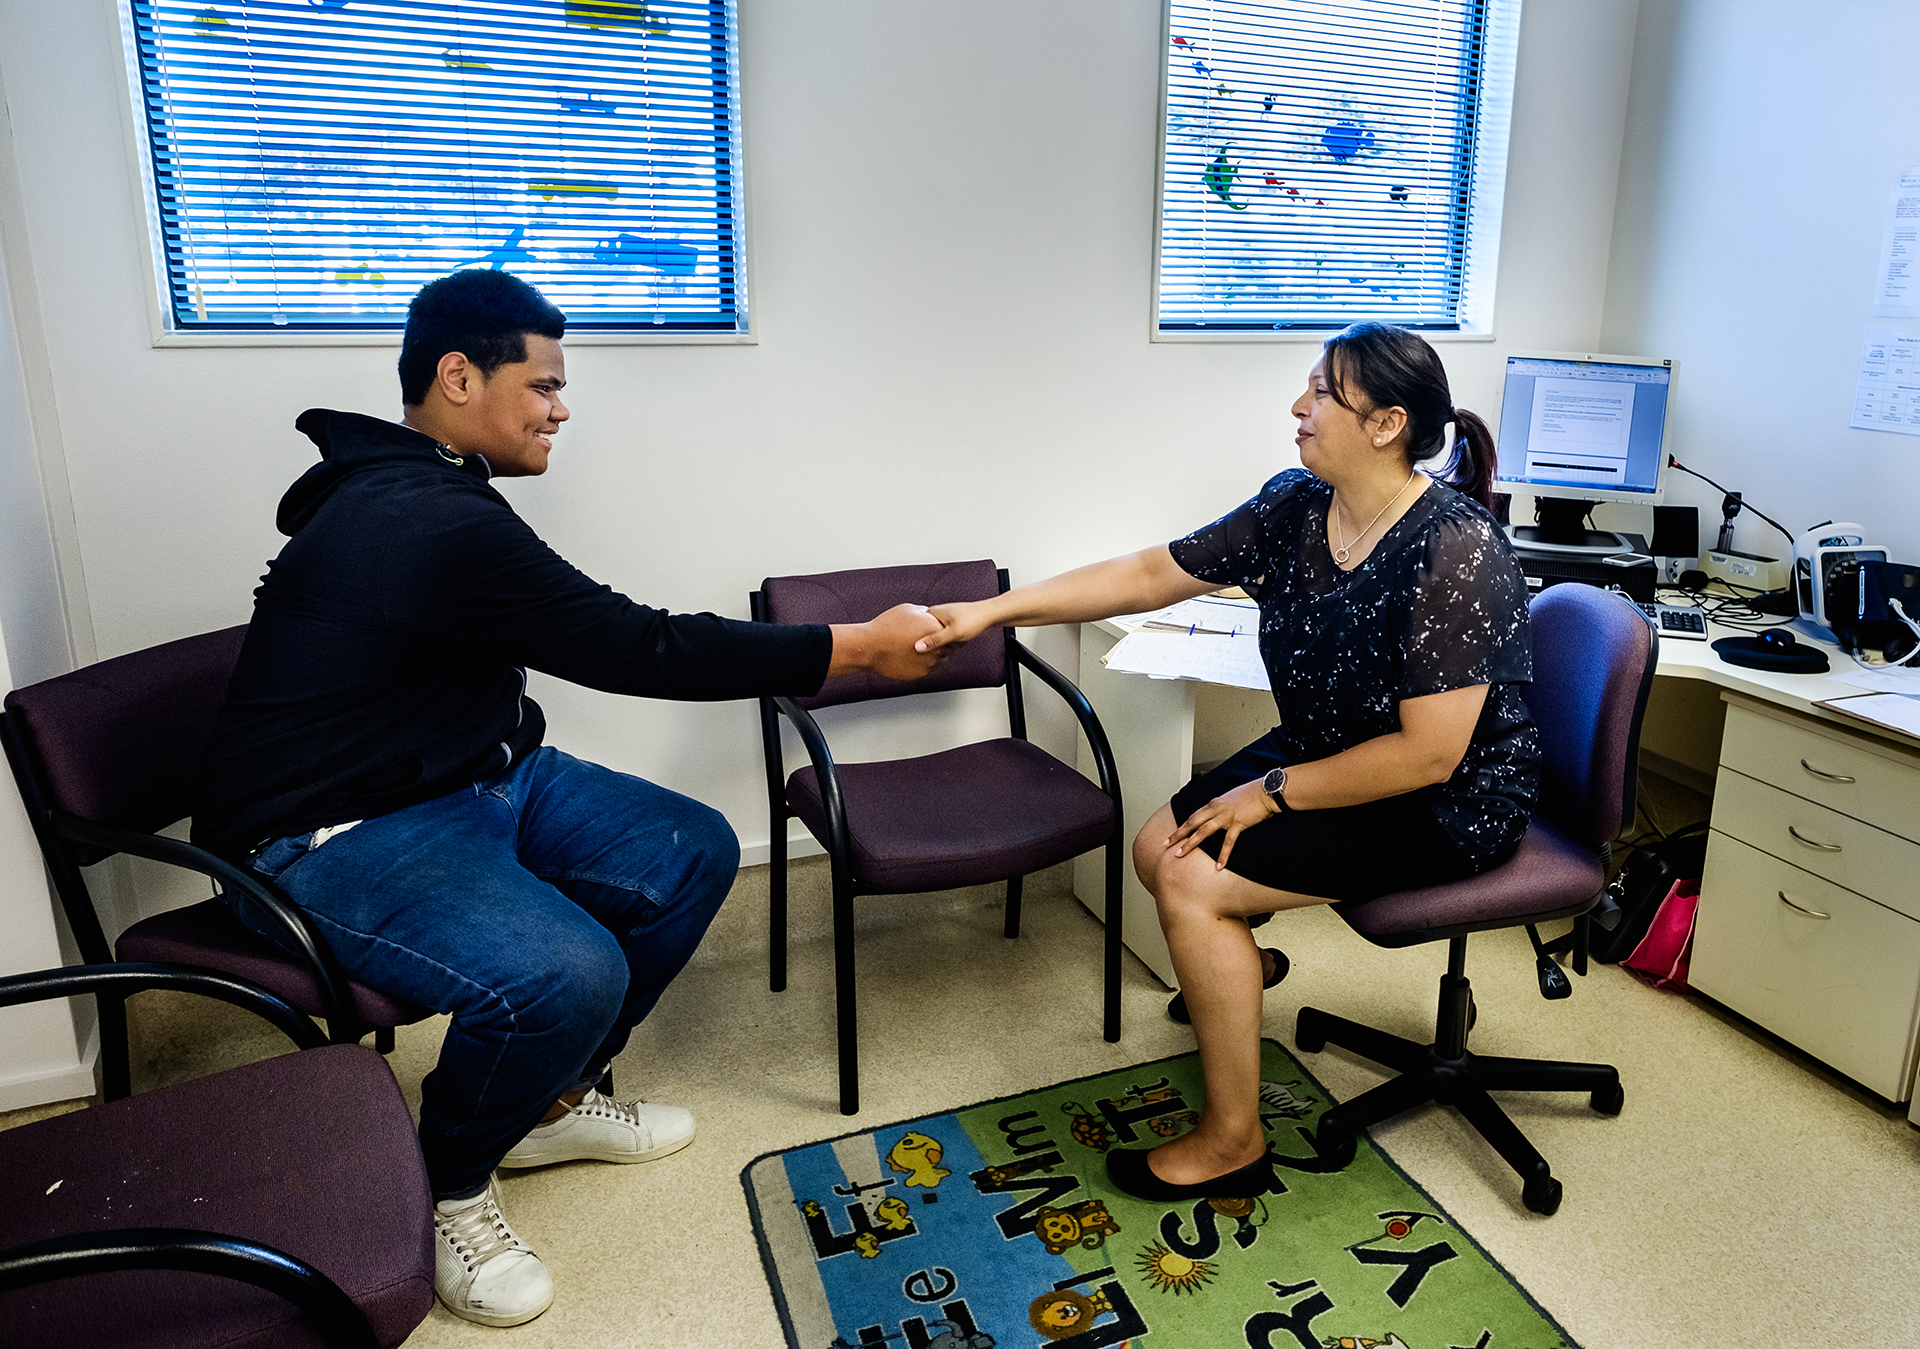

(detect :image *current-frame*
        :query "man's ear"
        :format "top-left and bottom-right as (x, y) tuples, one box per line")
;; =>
(434, 351), (475, 406)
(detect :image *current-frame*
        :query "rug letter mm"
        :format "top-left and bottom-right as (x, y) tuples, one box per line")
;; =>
(743, 1039), (1580, 1349)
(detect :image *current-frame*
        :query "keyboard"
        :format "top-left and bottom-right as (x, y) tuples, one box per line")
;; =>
(1639, 602), (1709, 641)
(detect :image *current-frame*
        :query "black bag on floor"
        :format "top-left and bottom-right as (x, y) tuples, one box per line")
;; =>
(1592, 821), (1710, 965)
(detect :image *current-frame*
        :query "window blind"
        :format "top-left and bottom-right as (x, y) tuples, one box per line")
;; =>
(1157, 0), (1500, 332)
(127, 0), (744, 332)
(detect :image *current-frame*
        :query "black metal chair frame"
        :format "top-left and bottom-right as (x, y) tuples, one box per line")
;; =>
(1295, 602), (1659, 1216)
(753, 568), (1124, 1115)
(2, 711), (376, 1103)
(0, 961), (378, 1348)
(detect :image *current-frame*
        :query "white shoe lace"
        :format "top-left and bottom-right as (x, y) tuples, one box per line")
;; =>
(438, 1193), (531, 1271)
(568, 1087), (645, 1126)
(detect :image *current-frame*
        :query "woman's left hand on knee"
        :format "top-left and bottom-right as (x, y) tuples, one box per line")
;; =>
(1167, 780), (1278, 870)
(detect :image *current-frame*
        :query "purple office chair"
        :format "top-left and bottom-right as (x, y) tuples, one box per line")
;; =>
(2, 627), (430, 1101)
(753, 560), (1123, 1115)
(1295, 582), (1658, 1215)
(0, 960), (433, 1347)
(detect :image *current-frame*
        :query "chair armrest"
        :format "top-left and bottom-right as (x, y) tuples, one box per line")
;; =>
(50, 815), (358, 1035)
(770, 696), (854, 864)
(0, 962), (328, 1052)
(0, 1228), (376, 1349)
(1009, 640), (1124, 813)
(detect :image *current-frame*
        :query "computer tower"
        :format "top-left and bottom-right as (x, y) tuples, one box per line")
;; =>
(1513, 537), (1656, 604)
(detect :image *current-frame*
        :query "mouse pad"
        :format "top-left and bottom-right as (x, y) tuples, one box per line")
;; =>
(1712, 635), (1831, 672)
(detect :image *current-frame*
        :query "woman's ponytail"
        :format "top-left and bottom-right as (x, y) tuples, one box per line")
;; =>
(1439, 407), (1498, 514)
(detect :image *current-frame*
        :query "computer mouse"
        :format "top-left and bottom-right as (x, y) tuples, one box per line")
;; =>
(1759, 629), (1797, 648)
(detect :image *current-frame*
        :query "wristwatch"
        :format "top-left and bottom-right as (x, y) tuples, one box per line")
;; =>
(1261, 765), (1289, 811)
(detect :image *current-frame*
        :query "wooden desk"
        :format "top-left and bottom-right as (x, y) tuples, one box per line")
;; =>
(1071, 608), (1920, 1107)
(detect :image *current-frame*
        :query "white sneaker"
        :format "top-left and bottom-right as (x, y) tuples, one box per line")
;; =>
(433, 1176), (554, 1327)
(499, 1087), (697, 1168)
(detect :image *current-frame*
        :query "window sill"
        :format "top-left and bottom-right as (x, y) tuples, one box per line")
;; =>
(149, 330), (757, 350)
(1150, 329), (1497, 345)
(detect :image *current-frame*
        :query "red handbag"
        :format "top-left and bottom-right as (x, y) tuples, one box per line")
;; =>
(1622, 878), (1700, 990)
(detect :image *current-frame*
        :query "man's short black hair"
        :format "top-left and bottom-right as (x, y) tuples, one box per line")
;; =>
(398, 269), (567, 406)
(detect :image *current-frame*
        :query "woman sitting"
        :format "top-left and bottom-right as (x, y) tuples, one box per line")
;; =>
(917, 321), (1541, 1200)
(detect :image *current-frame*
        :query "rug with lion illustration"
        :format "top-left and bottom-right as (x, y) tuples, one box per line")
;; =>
(743, 1039), (1580, 1349)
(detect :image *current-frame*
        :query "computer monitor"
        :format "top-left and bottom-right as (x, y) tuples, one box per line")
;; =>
(1492, 351), (1678, 555)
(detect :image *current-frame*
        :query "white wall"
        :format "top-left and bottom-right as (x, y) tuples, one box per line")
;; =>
(0, 70), (94, 1107)
(0, 0), (1640, 935)
(1600, 0), (1920, 565)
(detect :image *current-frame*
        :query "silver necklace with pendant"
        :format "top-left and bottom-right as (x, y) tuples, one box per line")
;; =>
(1331, 468), (1418, 566)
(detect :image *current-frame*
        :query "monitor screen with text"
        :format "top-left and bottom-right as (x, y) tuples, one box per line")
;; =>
(1495, 355), (1672, 498)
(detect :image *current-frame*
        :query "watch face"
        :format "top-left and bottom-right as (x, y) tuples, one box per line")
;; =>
(1263, 767), (1286, 795)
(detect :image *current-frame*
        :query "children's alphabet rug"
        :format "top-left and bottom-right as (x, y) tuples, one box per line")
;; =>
(743, 1040), (1579, 1349)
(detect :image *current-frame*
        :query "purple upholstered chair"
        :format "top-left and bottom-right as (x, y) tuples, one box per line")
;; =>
(1294, 582), (1658, 1215)
(753, 561), (1123, 1115)
(0, 961), (433, 1347)
(2, 627), (429, 1101)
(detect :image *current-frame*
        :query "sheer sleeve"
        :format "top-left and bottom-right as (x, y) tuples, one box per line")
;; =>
(1167, 469), (1314, 594)
(1399, 504), (1533, 699)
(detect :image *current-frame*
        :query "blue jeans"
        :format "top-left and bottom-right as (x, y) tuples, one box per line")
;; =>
(239, 746), (738, 1199)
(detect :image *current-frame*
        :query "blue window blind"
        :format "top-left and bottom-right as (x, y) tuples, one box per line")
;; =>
(127, 0), (745, 333)
(1157, 0), (1515, 333)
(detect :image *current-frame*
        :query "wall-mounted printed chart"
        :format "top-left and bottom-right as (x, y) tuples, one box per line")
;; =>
(1852, 328), (1920, 436)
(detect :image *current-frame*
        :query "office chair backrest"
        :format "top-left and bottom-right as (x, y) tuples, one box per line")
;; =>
(1525, 584), (1657, 850)
(759, 559), (1005, 711)
(3, 625), (248, 864)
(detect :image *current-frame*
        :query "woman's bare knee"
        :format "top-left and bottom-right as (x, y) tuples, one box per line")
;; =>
(1132, 804), (1178, 895)
(1152, 846), (1233, 922)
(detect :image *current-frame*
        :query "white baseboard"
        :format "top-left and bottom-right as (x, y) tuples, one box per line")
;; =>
(0, 1019), (98, 1112)
(737, 831), (826, 870)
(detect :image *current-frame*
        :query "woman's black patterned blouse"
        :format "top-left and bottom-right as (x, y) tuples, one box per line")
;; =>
(1168, 468), (1540, 865)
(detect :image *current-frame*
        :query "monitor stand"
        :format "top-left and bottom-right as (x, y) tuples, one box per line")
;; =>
(1507, 497), (1632, 556)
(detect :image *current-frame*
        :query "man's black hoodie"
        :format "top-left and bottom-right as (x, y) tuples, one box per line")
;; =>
(191, 410), (831, 857)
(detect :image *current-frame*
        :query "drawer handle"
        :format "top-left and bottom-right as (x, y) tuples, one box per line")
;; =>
(1777, 891), (1832, 920)
(1799, 759), (1856, 784)
(1786, 825), (1842, 853)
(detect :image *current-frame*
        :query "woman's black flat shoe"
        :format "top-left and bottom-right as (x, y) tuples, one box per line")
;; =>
(1166, 947), (1289, 1025)
(1105, 1146), (1274, 1201)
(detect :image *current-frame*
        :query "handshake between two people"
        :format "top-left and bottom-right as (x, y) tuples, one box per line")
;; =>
(829, 599), (998, 683)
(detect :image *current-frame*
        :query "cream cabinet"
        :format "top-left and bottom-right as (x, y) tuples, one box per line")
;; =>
(1692, 696), (1920, 1103)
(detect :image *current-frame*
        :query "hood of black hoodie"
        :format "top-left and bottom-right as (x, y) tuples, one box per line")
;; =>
(279, 409), (495, 537)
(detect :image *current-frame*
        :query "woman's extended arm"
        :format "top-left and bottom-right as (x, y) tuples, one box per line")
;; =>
(915, 545), (1214, 653)
(1168, 683), (1491, 868)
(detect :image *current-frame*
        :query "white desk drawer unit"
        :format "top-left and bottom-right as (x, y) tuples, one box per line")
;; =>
(1692, 697), (1920, 1104)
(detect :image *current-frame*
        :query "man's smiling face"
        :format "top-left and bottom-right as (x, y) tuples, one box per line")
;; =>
(459, 334), (570, 477)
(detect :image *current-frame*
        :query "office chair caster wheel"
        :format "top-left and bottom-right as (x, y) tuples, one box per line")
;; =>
(1521, 1173), (1563, 1216)
(1312, 1120), (1356, 1170)
(1590, 1082), (1624, 1115)
(1294, 1010), (1327, 1054)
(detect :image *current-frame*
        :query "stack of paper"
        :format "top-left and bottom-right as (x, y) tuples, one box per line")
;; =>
(1816, 692), (1920, 739)
(1100, 595), (1268, 690)
(1831, 664), (1920, 695)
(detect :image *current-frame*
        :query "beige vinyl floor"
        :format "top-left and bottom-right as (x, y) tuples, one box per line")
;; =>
(7, 799), (1920, 1347)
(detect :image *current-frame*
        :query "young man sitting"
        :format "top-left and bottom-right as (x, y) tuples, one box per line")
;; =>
(192, 268), (943, 1327)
